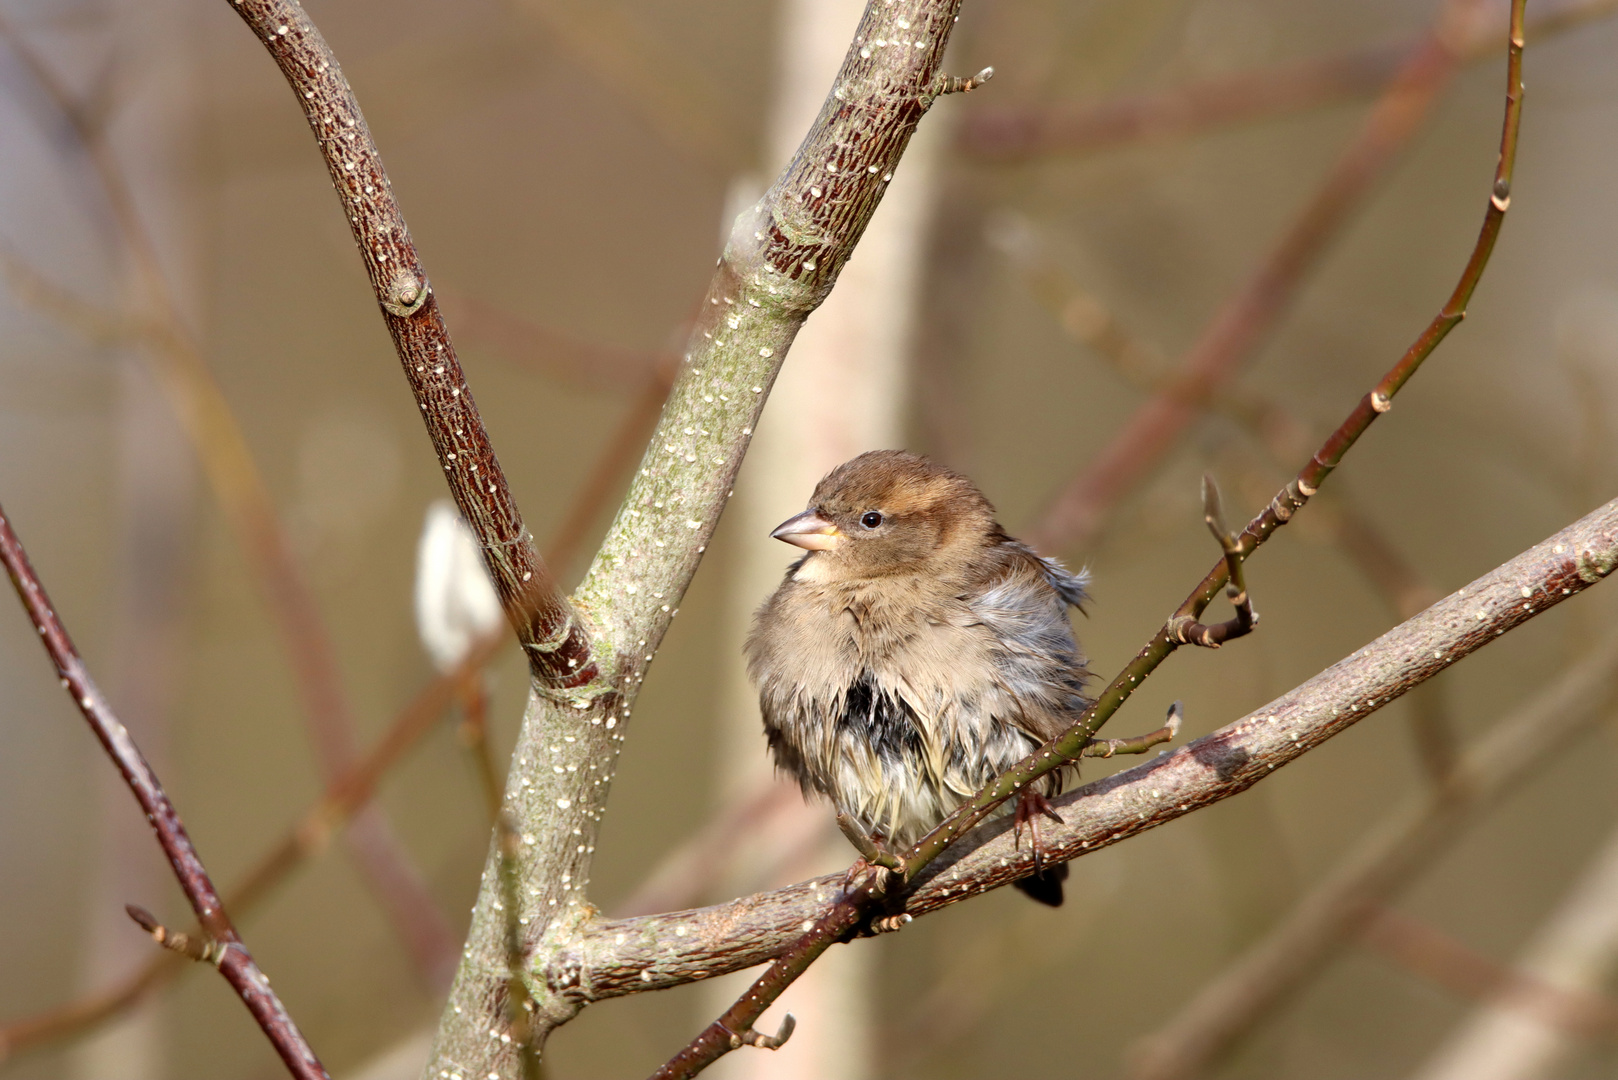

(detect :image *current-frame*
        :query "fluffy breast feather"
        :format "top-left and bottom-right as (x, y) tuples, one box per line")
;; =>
(747, 541), (1092, 845)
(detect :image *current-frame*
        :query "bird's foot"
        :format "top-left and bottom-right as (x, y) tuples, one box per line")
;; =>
(836, 813), (905, 896)
(1012, 789), (1065, 873)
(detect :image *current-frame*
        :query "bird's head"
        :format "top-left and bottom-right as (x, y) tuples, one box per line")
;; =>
(769, 450), (995, 579)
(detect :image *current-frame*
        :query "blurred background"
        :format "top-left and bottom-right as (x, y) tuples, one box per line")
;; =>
(3, 0), (1618, 1077)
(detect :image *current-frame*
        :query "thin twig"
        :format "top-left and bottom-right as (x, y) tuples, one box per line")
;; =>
(0, 503), (330, 1080)
(456, 676), (504, 824)
(0, 633), (500, 1063)
(995, 229), (1461, 779)
(0, 13), (456, 983)
(633, 15), (1526, 1059)
(904, 0), (1525, 882)
(1083, 702), (1184, 758)
(543, 368), (675, 578)
(1024, 0), (1488, 555)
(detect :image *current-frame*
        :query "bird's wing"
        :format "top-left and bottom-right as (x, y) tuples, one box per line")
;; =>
(964, 544), (1093, 744)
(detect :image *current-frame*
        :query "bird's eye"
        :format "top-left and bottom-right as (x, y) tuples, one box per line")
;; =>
(860, 511), (883, 529)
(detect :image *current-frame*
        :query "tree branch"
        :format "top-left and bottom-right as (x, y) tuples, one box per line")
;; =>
(0, 503), (330, 1080)
(0, 634), (499, 1064)
(226, 0), (592, 687)
(0, 11), (457, 985)
(557, 493), (1618, 1002)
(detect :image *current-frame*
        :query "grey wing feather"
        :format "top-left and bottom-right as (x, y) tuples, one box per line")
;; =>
(1005, 540), (1090, 611)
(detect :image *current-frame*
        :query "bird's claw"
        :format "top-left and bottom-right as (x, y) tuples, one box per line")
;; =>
(1013, 789), (1064, 873)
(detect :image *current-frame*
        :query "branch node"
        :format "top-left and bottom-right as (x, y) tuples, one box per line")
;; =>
(124, 906), (228, 967)
(872, 913), (913, 934)
(381, 271), (430, 317)
(1082, 701), (1184, 758)
(935, 66), (994, 96)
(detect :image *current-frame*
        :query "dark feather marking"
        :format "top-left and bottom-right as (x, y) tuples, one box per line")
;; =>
(840, 672), (922, 767)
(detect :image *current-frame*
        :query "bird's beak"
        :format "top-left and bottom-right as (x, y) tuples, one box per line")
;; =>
(770, 509), (842, 551)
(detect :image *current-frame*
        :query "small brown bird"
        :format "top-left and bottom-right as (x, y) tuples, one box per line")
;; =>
(746, 450), (1092, 905)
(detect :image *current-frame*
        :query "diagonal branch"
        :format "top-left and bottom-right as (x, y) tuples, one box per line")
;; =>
(226, 0), (592, 687)
(1129, 630), (1618, 1079)
(627, 11), (1525, 1064)
(0, 503), (330, 1080)
(556, 494), (1618, 999)
(375, 0), (987, 1075)
(0, 634), (502, 1064)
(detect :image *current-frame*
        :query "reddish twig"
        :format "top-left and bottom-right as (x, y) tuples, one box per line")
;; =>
(544, 368), (676, 578)
(0, 633), (500, 1063)
(1024, 0), (1486, 556)
(0, 12), (457, 983)
(0, 503), (330, 1080)
(438, 290), (674, 392)
(224, 0), (593, 687)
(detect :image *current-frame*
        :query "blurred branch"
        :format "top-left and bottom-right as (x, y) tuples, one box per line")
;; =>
(0, 12), (458, 986)
(543, 368), (675, 577)
(0, 633), (499, 1065)
(1407, 818), (1618, 1078)
(561, 495), (1618, 1001)
(613, 781), (803, 919)
(960, 0), (1614, 161)
(510, 0), (751, 172)
(1364, 908), (1618, 1041)
(0, 504), (331, 1080)
(1024, 0), (1488, 556)
(284, 0), (984, 1070)
(438, 290), (675, 392)
(1128, 636), (1618, 1080)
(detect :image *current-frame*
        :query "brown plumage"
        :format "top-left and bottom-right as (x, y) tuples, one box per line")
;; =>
(746, 450), (1092, 905)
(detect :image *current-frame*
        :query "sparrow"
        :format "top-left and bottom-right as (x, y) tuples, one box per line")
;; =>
(746, 450), (1092, 906)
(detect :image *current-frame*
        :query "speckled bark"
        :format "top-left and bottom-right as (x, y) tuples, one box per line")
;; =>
(227, 0), (593, 687)
(550, 495), (1618, 1003)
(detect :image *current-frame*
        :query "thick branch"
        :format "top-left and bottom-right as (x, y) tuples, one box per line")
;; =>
(0, 504), (330, 1080)
(554, 494), (1618, 999)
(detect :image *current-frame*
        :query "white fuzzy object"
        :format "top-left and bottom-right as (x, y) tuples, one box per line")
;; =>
(414, 501), (503, 672)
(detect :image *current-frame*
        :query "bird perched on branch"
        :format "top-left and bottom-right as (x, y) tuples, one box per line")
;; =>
(746, 450), (1092, 906)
